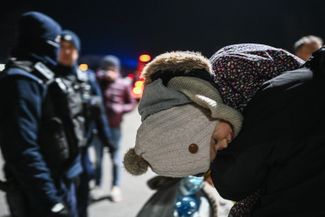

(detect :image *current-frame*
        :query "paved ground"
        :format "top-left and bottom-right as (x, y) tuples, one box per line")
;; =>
(0, 109), (156, 217)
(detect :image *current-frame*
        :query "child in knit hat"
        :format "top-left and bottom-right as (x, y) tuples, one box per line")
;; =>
(124, 44), (303, 178)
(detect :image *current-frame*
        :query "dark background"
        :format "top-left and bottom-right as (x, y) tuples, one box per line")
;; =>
(1, 0), (325, 66)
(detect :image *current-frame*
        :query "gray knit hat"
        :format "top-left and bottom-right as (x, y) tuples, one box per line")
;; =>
(124, 51), (243, 177)
(99, 55), (121, 70)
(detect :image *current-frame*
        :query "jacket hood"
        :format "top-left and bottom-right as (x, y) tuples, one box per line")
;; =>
(142, 51), (213, 85)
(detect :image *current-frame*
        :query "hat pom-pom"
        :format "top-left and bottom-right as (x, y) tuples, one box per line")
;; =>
(124, 148), (149, 175)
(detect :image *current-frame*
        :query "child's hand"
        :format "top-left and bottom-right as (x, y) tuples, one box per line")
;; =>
(210, 121), (234, 161)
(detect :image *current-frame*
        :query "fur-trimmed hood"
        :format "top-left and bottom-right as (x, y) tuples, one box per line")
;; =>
(142, 51), (213, 85)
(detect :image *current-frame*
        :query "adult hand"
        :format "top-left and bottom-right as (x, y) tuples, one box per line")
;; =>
(210, 121), (234, 161)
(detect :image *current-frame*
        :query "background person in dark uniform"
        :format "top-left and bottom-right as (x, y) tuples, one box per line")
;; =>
(0, 12), (75, 217)
(58, 30), (114, 217)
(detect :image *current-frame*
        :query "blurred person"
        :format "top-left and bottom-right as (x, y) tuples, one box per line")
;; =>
(58, 30), (114, 217)
(0, 12), (77, 217)
(294, 35), (323, 60)
(96, 55), (137, 202)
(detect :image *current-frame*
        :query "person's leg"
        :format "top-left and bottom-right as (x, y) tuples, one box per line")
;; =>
(5, 187), (28, 217)
(61, 180), (78, 217)
(110, 127), (123, 202)
(110, 127), (122, 187)
(93, 137), (104, 187)
(77, 172), (89, 217)
(77, 148), (92, 217)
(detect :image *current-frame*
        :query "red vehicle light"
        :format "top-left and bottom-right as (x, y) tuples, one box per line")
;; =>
(132, 80), (144, 98)
(139, 54), (151, 63)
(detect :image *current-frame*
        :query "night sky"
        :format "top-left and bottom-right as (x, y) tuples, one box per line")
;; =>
(1, 0), (325, 66)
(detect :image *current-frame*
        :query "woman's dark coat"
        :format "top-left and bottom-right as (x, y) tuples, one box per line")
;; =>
(211, 48), (325, 217)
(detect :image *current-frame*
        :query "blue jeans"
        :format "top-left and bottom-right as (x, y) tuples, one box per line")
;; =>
(93, 127), (122, 187)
